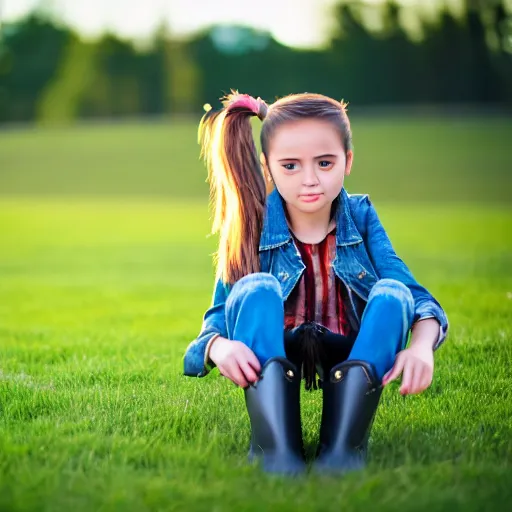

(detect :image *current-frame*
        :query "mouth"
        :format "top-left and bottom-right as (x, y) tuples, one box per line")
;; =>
(300, 193), (323, 202)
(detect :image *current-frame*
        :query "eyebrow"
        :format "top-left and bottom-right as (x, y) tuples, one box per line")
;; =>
(277, 154), (338, 162)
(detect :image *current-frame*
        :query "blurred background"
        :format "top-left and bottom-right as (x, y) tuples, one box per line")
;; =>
(0, 0), (511, 202)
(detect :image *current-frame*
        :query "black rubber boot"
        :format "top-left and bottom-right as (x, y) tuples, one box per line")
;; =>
(244, 356), (307, 475)
(312, 359), (383, 475)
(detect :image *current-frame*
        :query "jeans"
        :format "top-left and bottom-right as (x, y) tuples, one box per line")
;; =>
(225, 272), (415, 384)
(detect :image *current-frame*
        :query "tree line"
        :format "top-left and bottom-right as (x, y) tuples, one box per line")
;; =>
(0, 0), (510, 123)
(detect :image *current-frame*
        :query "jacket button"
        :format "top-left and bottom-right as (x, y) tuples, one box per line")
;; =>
(279, 272), (289, 281)
(357, 270), (366, 279)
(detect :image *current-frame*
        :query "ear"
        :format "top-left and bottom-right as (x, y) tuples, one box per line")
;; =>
(260, 153), (271, 179)
(344, 150), (354, 176)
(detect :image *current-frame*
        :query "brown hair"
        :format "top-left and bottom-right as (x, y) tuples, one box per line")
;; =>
(198, 91), (352, 285)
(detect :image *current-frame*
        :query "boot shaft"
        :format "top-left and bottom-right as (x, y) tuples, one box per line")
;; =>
(244, 356), (307, 474)
(315, 360), (383, 472)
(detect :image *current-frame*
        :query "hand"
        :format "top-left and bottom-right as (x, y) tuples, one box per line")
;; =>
(209, 336), (262, 389)
(382, 345), (434, 395)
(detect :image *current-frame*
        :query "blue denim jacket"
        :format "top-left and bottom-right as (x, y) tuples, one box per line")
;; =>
(183, 187), (449, 377)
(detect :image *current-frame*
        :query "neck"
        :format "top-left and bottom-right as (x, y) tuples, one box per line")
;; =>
(284, 199), (337, 244)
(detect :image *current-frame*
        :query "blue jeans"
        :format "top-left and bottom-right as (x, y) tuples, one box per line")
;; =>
(225, 272), (415, 383)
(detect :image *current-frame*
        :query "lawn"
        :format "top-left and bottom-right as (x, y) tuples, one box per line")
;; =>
(0, 116), (511, 511)
(0, 115), (510, 203)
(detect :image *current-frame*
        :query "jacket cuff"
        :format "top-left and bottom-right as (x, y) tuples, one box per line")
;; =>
(204, 333), (221, 371)
(183, 331), (221, 377)
(413, 298), (449, 351)
(413, 315), (446, 350)
(434, 320), (448, 351)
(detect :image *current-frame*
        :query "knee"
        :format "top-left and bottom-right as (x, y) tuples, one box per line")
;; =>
(368, 278), (414, 319)
(226, 272), (282, 309)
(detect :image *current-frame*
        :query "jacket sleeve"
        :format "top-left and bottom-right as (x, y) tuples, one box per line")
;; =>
(361, 196), (449, 351)
(182, 276), (229, 377)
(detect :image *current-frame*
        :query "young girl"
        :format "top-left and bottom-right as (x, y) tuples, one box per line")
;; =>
(183, 92), (449, 476)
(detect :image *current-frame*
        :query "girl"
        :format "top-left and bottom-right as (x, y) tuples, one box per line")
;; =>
(183, 92), (449, 476)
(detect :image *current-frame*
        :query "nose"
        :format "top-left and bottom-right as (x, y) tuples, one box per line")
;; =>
(302, 165), (319, 187)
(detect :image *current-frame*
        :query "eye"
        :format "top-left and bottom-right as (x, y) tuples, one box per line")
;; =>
(283, 163), (298, 171)
(319, 160), (333, 169)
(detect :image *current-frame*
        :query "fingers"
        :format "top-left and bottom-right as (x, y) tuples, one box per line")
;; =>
(424, 368), (433, 389)
(400, 359), (413, 395)
(215, 341), (263, 388)
(239, 360), (259, 385)
(244, 348), (262, 374)
(383, 350), (434, 395)
(382, 353), (405, 386)
(229, 362), (249, 388)
(238, 347), (261, 387)
(410, 365), (424, 394)
(219, 361), (248, 388)
(410, 366), (433, 394)
(221, 357), (259, 388)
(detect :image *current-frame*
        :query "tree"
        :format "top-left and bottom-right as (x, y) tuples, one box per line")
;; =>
(0, 14), (72, 122)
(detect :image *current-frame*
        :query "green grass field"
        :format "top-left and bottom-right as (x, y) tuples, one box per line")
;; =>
(1, 116), (511, 511)
(0, 115), (510, 202)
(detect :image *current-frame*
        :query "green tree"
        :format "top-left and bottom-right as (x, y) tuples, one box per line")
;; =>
(0, 14), (72, 122)
(37, 37), (96, 123)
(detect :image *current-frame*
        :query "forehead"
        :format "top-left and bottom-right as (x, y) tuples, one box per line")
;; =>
(267, 118), (343, 156)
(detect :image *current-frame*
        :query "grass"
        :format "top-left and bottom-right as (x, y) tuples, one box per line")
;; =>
(0, 115), (510, 202)
(0, 116), (511, 511)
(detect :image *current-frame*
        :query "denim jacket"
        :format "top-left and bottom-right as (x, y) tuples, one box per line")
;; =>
(183, 187), (449, 378)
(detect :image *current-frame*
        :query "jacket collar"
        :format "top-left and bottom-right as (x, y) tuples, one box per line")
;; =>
(259, 187), (363, 251)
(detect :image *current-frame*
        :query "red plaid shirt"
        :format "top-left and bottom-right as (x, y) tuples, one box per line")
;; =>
(284, 226), (351, 336)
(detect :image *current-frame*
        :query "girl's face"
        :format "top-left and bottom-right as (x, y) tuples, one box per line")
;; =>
(263, 118), (353, 217)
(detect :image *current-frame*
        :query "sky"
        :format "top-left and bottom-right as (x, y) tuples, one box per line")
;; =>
(1, 0), (468, 48)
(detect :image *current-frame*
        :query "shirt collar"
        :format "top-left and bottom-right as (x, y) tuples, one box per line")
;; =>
(259, 187), (363, 251)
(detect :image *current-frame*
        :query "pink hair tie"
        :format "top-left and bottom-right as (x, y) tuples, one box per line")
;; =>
(224, 92), (267, 121)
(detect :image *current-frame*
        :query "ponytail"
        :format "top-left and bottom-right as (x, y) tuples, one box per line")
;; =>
(198, 91), (268, 285)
